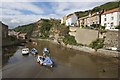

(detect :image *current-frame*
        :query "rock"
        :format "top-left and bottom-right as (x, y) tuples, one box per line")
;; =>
(102, 69), (106, 72)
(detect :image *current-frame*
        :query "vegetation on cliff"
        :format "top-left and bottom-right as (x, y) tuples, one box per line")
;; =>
(39, 19), (52, 38)
(14, 23), (35, 37)
(115, 25), (120, 29)
(75, 1), (120, 18)
(89, 38), (104, 50)
(63, 35), (77, 45)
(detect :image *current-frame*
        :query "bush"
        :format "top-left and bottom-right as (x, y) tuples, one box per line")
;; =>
(81, 25), (84, 28)
(115, 25), (120, 29)
(14, 23), (35, 37)
(63, 35), (77, 45)
(90, 24), (100, 28)
(89, 38), (104, 50)
(40, 21), (52, 37)
(59, 26), (69, 36)
(100, 25), (105, 30)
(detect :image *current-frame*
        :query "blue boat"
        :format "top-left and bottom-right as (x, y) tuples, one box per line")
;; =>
(31, 48), (38, 55)
(37, 55), (54, 67)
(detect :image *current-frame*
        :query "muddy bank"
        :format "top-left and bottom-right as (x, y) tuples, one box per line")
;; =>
(31, 38), (119, 58)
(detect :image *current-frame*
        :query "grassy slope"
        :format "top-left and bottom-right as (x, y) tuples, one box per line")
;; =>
(14, 23), (35, 37)
(75, 1), (120, 18)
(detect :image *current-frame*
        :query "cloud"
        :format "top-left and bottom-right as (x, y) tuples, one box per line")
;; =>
(1, 0), (116, 2)
(1, 14), (61, 28)
(1, 8), (22, 15)
(50, 2), (106, 16)
(1, 2), (44, 14)
(0, 0), (117, 29)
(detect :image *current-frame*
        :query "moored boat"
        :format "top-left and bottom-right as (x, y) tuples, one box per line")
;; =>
(22, 48), (29, 55)
(31, 48), (38, 55)
(37, 55), (54, 67)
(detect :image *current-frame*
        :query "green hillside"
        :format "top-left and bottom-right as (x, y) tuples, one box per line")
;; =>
(75, 1), (120, 18)
(91, 2), (120, 13)
(14, 23), (35, 37)
(75, 10), (90, 18)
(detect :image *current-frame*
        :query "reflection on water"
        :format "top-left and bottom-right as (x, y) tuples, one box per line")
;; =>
(2, 46), (18, 66)
(2, 40), (118, 78)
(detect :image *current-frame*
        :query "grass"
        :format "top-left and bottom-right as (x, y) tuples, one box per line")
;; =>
(89, 38), (104, 50)
(63, 35), (77, 45)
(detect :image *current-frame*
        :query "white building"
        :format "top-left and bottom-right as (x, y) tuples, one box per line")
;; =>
(101, 8), (120, 30)
(65, 13), (78, 26)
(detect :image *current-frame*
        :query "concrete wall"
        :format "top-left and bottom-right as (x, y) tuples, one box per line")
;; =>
(75, 28), (98, 45)
(104, 30), (120, 50)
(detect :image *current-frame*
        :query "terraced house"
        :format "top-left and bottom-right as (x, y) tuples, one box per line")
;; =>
(79, 16), (88, 28)
(61, 13), (78, 27)
(101, 8), (120, 30)
(78, 11), (103, 28)
(88, 11), (102, 27)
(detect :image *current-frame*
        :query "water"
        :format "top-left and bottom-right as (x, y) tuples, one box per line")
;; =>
(2, 40), (118, 78)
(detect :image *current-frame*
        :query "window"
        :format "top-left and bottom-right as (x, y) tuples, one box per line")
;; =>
(111, 22), (114, 27)
(104, 18), (106, 21)
(96, 21), (98, 24)
(111, 17), (114, 20)
(104, 23), (106, 26)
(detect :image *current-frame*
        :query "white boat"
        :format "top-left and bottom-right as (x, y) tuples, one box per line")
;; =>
(37, 55), (53, 67)
(22, 48), (29, 55)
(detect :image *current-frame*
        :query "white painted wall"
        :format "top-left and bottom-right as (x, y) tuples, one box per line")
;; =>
(66, 14), (78, 26)
(101, 11), (120, 30)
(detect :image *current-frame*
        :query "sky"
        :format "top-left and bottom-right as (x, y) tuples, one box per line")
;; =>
(0, 0), (116, 29)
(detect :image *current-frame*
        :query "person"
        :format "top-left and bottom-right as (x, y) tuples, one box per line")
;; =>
(43, 48), (50, 57)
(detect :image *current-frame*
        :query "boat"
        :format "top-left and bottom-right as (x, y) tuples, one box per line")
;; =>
(37, 55), (54, 67)
(30, 48), (38, 55)
(22, 48), (29, 55)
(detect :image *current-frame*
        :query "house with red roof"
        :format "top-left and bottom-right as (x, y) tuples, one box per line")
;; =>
(101, 8), (120, 30)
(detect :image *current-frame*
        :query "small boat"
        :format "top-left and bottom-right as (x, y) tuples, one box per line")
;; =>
(22, 48), (29, 55)
(31, 48), (38, 55)
(37, 55), (53, 67)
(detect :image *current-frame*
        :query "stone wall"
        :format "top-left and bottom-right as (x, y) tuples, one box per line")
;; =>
(0, 22), (8, 39)
(69, 27), (79, 36)
(118, 30), (120, 50)
(75, 28), (98, 45)
(0, 23), (2, 47)
(104, 30), (120, 50)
